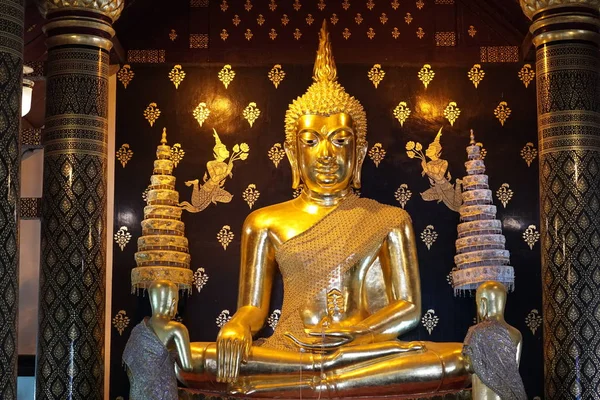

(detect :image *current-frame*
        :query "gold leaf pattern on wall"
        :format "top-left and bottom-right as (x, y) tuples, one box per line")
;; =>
(114, 226), (131, 251)
(243, 102), (261, 127)
(342, 0), (351, 10)
(294, 28), (302, 40)
(393, 101), (411, 126)
(112, 310), (130, 336)
(477, 142), (487, 159)
(117, 64), (134, 88)
(232, 14), (241, 26)
(521, 142), (538, 167)
(143, 102), (161, 127)
(268, 64), (286, 88)
(494, 101), (511, 126)
(367, 28), (376, 39)
(193, 102), (210, 127)
(468, 64), (485, 88)
(218, 64), (235, 89)
(355, 13), (363, 24)
(168, 65), (186, 89)
(220, 29), (229, 41)
(391, 0), (399, 9)
(268, 310), (281, 329)
(281, 14), (290, 26)
(420, 225), (438, 250)
(245, 29), (253, 41)
(367, 0), (375, 10)
(392, 27), (400, 39)
(468, 25), (477, 37)
(422, 309), (439, 334)
(217, 225), (234, 250)
(169, 29), (177, 41)
(293, 0), (301, 11)
(244, 0), (252, 11)
(318, 0), (326, 11)
(269, 29), (278, 40)
(395, 184), (412, 208)
(116, 144), (133, 167)
(496, 183), (513, 208)
(170, 143), (185, 167)
(193, 267), (209, 293)
(293, 184), (304, 198)
(405, 12), (413, 24)
(380, 13), (388, 24)
(269, 0), (277, 11)
(368, 64), (385, 88)
(343, 28), (351, 40)
(416, 27), (425, 39)
(220, 0), (228, 11)
(416, 0), (424, 9)
(368, 143), (386, 167)
(519, 64), (535, 88)
(268, 143), (286, 167)
(418, 64), (434, 88)
(242, 184), (261, 209)
(331, 13), (339, 25)
(444, 101), (460, 126)
(257, 14), (265, 26)
(216, 310), (232, 327)
(523, 224), (540, 250)
(306, 14), (315, 25)
(525, 309), (542, 335)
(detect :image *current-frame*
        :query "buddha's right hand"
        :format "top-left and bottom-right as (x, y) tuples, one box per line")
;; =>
(216, 320), (252, 383)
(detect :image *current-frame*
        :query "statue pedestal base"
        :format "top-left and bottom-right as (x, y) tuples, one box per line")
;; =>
(178, 388), (472, 400)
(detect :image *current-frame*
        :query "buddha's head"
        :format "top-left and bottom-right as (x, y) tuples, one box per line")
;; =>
(284, 20), (367, 195)
(213, 129), (230, 161)
(476, 281), (507, 321)
(149, 279), (179, 319)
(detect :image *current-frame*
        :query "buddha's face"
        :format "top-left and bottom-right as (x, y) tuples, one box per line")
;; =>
(295, 113), (356, 195)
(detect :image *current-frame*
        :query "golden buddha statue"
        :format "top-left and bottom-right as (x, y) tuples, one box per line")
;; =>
(176, 21), (470, 397)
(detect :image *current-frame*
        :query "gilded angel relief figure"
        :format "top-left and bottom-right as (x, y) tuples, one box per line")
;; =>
(407, 128), (462, 212)
(179, 129), (249, 213)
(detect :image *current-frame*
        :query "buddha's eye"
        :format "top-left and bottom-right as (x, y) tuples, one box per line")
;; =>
(299, 132), (318, 146)
(331, 131), (352, 146)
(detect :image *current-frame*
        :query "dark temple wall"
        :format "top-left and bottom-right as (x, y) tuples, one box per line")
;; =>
(109, 61), (542, 398)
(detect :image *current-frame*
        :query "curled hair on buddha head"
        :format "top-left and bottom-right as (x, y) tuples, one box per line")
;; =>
(284, 20), (367, 150)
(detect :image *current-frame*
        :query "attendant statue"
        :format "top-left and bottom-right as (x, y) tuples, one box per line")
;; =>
(463, 281), (526, 400)
(177, 21), (470, 397)
(123, 280), (193, 400)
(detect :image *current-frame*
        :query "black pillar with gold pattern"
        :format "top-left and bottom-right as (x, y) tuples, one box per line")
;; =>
(35, 1), (122, 399)
(520, 1), (600, 398)
(0, 0), (23, 398)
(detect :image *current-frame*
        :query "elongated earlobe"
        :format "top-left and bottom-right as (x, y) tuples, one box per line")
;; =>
(284, 141), (301, 189)
(353, 140), (368, 189)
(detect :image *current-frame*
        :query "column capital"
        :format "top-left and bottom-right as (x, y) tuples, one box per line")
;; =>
(36, 0), (124, 24)
(520, 0), (599, 20)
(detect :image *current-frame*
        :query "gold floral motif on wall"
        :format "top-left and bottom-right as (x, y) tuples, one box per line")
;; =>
(144, 102), (161, 127)
(318, 0), (326, 11)
(525, 309), (542, 335)
(380, 13), (388, 24)
(244, 0), (252, 11)
(416, 0), (424, 10)
(416, 27), (425, 39)
(269, 29), (278, 40)
(367, 0), (375, 10)
(343, 28), (351, 40)
(269, 0), (277, 11)
(216, 310), (232, 327)
(306, 14), (315, 25)
(268, 64), (285, 88)
(421, 309), (439, 334)
(343, 0), (351, 10)
(114, 226), (132, 251)
(435, 32), (455, 47)
(391, 0), (399, 9)
(496, 183), (513, 208)
(293, 0), (301, 11)
(477, 142), (487, 159)
(468, 64), (485, 88)
(392, 27), (400, 39)
(220, 29), (229, 41)
(268, 143), (286, 167)
(218, 65), (235, 89)
(257, 14), (265, 26)
(217, 225), (235, 250)
(444, 102), (460, 126)
(268, 310), (281, 329)
(393, 102), (411, 127)
(395, 184), (412, 208)
(193, 102), (210, 127)
(294, 28), (302, 40)
(418, 64), (434, 88)
(112, 310), (130, 336)
(220, 0), (228, 11)
(468, 25), (477, 37)
(518, 64), (535, 88)
(168, 65), (186, 89)
(281, 14), (290, 26)
(245, 29), (253, 41)
(368, 143), (386, 167)
(367, 28), (376, 39)
(170, 143), (185, 167)
(243, 102), (261, 127)
(117, 64), (134, 88)
(232, 15), (241, 26)
(193, 267), (209, 293)
(420, 225), (438, 250)
(331, 13), (339, 25)
(368, 64), (385, 88)
(116, 144), (133, 167)
(521, 142), (537, 167)
(242, 184), (261, 209)
(169, 29), (177, 41)
(494, 101), (511, 126)
(405, 12), (413, 24)
(523, 224), (540, 250)
(355, 13), (363, 24)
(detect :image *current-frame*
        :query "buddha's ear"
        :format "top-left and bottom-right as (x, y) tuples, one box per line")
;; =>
(352, 139), (368, 189)
(479, 297), (488, 321)
(284, 141), (301, 189)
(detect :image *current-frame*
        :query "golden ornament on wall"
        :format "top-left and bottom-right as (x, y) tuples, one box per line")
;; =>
(193, 102), (210, 127)
(116, 143), (133, 167)
(168, 64), (186, 89)
(269, 29), (278, 40)
(218, 64), (235, 88)
(518, 64), (535, 88)
(217, 225), (234, 250)
(468, 64), (485, 88)
(293, 184), (304, 199)
(368, 143), (386, 167)
(269, 0), (277, 11)
(343, 0), (351, 10)
(220, 0), (228, 11)
(367, 27), (376, 39)
(242, 184), (261, 209)
(392, 27), (400, 39)
(525, 310), (542, 335)
(232, 14), (241, 26)
(112, 310), (130, 335)
(468, 25), (476, 37)
(494, 101), (511, 126)
(393, 102), (411, 126)
(244, 0), (252, 11)
(193, 267), (209, 293)
(170, 143), (185, 167)
(355, 13), (363, 24)
(368, 64), (385, 88)
(380, 13), (388, 24)
(268, 64), (286, 88)
(220, 29), (229, 41)
(117, 64), (134, 89)
(405, 12), (413, 24)
(243, 102), (261, 127)
(395, 184), (412, 209)
(216, 310), (232, 327)
(416, 27), (425, 39)
(281, 14), (289, 26)
(268, 310), (281, 329)
(421, 309), (439, 334)
(521, 142), (537, 167)
(418, 64), (435, 88)
(143, 102), (161, 127)
(293, 0), (301, 11)
(331, 13), (339, 25)
(257, 14), (265, 26)
(420, 225), (438, 250)
(268, 143), (286, 167)
(294, 28), (302, 40)
(114, 226), (132, 251)
(306, 14), (315, 25)
(477, 142), (487, 159)
(444, 102), (460, 126)
(169, 29), (177, 41)
(391, 0), (399, 9)
(318, 0), (326, 11)
(343, 28), (351, 40)
(245, 29), (253, 41)
(367, 0), (375, 10)
(416, 0), (424, 9)
(496, 183), (513, 208)
(523, 224), (540, 250)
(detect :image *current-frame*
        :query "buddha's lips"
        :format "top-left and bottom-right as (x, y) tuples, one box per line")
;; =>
(315, 166), (339, 174)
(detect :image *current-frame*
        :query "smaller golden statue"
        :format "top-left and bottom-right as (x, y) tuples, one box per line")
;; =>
(463, 281), (526, 400)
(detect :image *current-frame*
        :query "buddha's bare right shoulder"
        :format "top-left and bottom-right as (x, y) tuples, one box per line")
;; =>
(242, 199), (297, 232)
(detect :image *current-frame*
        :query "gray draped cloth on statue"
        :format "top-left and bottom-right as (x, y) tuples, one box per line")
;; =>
(123, 318), (178, 400)
(463, 319), (527, 400)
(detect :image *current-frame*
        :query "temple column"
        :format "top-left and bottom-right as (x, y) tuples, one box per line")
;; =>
(0, 0), (23, 398)
(520, 1), (600, 398)
(35, 2), (122, 399)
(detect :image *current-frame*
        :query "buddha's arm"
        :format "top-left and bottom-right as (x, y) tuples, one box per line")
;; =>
(216, 211), (276, 382)
(358, 218), (422, 342)
(172, 322), (193, 372)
